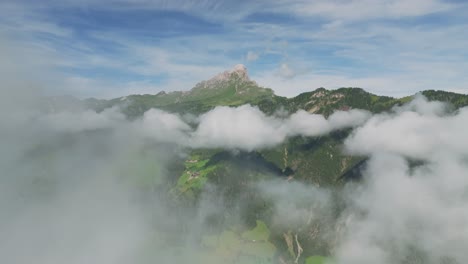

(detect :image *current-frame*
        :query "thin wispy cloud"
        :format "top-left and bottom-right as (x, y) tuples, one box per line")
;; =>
(1, 0), (467, 97)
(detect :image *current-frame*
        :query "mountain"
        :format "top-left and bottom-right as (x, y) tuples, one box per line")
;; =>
(83, 65), (468, 118)
(85, 64), (275, 117)
(75, 66), (468, 185)
(54, 66), (468, 190)
(33, 66), (468, 263)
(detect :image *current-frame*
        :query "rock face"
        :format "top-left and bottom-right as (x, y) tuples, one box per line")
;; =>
(230, 64), (249, 81)
(194, 64), (256, 89)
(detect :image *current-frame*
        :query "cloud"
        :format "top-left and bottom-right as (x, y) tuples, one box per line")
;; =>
(286, 109), (371, 137)
(285, 0), (454, 21)
(138, 108), (192, 143)
(330, 96), (468, 263)
(257, 179), (333, 228)
(27, 103), (370, 153)
(344, 95), (468, 160)
(3, 3), (468, 262)
(335, 151), (468, 263)
(6, 0), (453, 23)
(190, 105), (284, 150)
(253, 65), (468, 98)
(278, 63), (296, 79)
(0, 38), (157, 264)
(246, 50), (259, 61)
(3, 0), (468, 97)
(245, 96), (468, 264)
(395, 93), (448, 116)
(37, 108), (126, 133)
(3, 44), (468, 264)
(190, 105), (370, 151)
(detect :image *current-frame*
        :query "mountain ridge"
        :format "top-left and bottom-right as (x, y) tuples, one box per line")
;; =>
(36, 64), (466, 118)
(33, 66), (468, 264)
(76, 65), (468, 117)
(61, 67), (468, 191)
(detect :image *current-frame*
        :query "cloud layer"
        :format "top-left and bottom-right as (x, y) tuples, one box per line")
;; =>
(3, 88), (468, 263)
(332, 96), (468, 263)
(36, 104), (370, 151)
(345, 95), (468, 160)
(2, 40), (468, 263)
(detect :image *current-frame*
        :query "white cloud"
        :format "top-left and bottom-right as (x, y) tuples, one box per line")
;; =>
(190, 105), (285, 150)
(285, 109), (371, 137)
(138, 108), (192, 143)
(278, 63), (296, 79)
(252, 96), (468, 264)
(4, 48), (468, 264)
(37, 108), (126, 133)
(328, 109), (372, 129)
(395, 94), (448, 116)
(2, 0), (468, 99)
(246, 50), (259, 61)
(285, 0), (454, 21)
(245, 8), (468, 97)
(253, 67), (468, 98)
(257, 179), (333, 229)
(30, 103), (370, 151)
(344, 96), (468, 160)
(190, 105), (370, 151)
(10, 0), (453, 23)
(335, 151), (468, 263)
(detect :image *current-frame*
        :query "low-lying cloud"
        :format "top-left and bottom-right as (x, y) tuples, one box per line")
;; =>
(188, 105), (369, 150)
(345, 95), (468, 160)
(33, 104), (371, 151)
(3, 34), (468, 264)
(334, 96), (468, 264)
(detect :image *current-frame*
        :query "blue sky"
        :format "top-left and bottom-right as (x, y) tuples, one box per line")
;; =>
(1, 0), (468, 98)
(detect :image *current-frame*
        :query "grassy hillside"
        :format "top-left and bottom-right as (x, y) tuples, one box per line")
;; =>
(86, 73), (275, 117)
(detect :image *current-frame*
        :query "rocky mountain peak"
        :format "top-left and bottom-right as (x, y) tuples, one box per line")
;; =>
(231, 64), (248, 78)
(212, 64), (250, 82)
(194, 64), (255, 90)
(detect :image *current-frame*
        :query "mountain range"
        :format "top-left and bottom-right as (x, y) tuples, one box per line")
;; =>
(40, 65), (468, 264)
(45, 64), (468, 187)
(74, 64), (467, 117)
